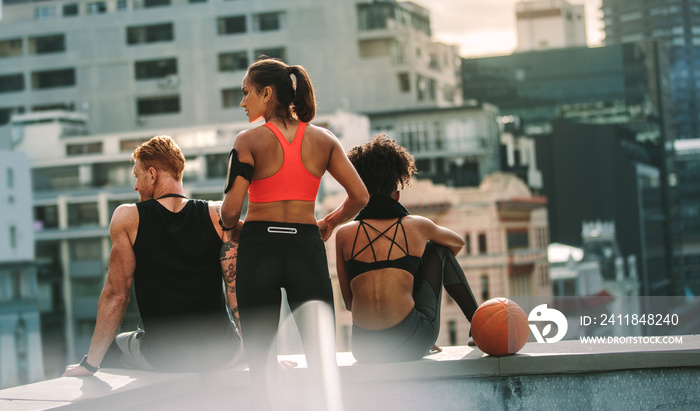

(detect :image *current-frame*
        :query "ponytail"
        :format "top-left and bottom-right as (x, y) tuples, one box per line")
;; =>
(290, 65), (316, 123)
(246, 57), (317, 123)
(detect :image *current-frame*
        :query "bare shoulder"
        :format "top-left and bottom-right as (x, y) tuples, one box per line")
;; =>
(307, 123), (339, 144)
(336, 220), (359, 238)
(110, 203), (138, 238)
(233, 128), (262, 149)
(404, 214), (436, 228)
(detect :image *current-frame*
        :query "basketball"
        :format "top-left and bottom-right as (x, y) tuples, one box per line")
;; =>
(470, 298), (530, 356)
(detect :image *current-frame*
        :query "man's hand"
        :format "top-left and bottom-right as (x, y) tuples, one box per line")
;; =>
(62, 364), (95, 377)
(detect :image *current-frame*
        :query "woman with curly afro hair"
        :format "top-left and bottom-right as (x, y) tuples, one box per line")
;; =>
(335, 134), (479, 363)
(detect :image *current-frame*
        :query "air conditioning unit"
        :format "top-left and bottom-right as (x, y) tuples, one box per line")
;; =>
(158, 75), (180, 89)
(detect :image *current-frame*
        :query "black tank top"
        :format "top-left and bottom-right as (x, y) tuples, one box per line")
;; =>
(133, 199), (237, 371)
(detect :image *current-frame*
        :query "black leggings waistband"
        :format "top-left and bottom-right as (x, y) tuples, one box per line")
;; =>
(239, 220), (323, 247)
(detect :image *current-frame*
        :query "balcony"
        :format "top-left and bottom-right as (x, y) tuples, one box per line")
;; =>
(1, 335), (698, 410)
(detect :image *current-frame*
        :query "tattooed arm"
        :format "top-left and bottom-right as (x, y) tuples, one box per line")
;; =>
(212, 202), (243, 333)
(220, 235), (241, 333)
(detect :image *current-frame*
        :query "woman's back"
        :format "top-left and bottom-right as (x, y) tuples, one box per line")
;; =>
(338, 215), (432, 329)
(239, 120), (335, 224)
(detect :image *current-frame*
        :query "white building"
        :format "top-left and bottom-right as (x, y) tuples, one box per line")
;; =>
(0, 0), (462, 134)
(516, 0), (587, 52)
(0, 150), (44, 389)
(369, 103), (503, 187)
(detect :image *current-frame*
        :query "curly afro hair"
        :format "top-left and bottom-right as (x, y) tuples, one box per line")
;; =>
(347, 134), (416, 196)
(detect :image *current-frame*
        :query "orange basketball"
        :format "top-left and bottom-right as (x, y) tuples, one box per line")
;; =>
(470, 298), (530, 356)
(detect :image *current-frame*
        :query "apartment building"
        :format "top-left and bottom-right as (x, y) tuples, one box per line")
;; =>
(0, 0), (462, 134)
(0, 151), (43, 389)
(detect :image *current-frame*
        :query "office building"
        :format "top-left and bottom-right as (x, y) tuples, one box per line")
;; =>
(673, 139), (700, 295)
(535, 119), (669, 295)
(461, 41), (675, 144)
(369, 103), (503, 187)
(601, 0), (700, 140)
(0, 0), (462, 134)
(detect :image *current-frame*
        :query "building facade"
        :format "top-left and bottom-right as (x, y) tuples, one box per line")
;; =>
(673, 139), (700, 295)
(0, 151), (44, 389)
(516, 0), (587, 52)
(601, 0), (700, 141)
(0, 0), (462, 134)
(535, 119), (670, 295)
(368, 104), (503, 187)
(461, 41), (674, 144)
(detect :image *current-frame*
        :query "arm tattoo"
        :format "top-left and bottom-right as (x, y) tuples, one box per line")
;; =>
(220, 236), (240, 329)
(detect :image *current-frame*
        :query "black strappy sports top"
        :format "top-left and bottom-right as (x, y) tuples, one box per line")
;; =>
(344, 217), (422, 281)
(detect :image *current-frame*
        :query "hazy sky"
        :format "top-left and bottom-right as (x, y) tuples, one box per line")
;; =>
(426, 0), (604, 57)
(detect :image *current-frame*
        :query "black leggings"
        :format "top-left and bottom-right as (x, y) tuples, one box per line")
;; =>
(352, 242), (478, 363)
(236, 221), (334, 394)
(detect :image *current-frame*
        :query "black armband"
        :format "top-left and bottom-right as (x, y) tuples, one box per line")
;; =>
(224, 148), (254, 194)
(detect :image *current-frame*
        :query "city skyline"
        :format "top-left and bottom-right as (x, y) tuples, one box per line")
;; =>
(429, 0), (604, 57)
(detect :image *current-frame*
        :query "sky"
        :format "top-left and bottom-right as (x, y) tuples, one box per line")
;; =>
(426, 0), (604, 58)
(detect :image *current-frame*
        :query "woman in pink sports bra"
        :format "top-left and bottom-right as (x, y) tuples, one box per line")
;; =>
(220, 57), (368, 409)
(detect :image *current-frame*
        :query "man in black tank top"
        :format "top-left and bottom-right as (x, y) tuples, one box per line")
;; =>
(63, 136), (241, 376)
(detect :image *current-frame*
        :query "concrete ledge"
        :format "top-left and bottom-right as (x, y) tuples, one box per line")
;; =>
(2, 335), (699, 410)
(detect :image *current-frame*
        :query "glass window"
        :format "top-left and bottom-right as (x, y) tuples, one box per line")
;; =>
(416, 74), (425, 101)
(35, 6), (57, 20)
(9, 226), (17, 249)
(7, 167), (14, 189)
(448, 320), (457, 345)
(255, 12), (282, 31)
(397, 72), (410, 92)
(221, 88), (243, 108)
(218, 51), (248, 71)
(70, 239), (101, 261)
(73, 278), (104, 298)
(31, 68), (75, 89)
(0, 38), (23, 58)
(480, 274), (489, 301)
(127, 23), (174, 45)
(29, 35), (65, 55)
(34, 205), (59, 229)
(465, 233), (471, 254)
(87, 2), (107, 14)
(66, 142), (103, 156)
(117, 0), (128, 11)
(68, 203), (100, 227)
(134, 58), (177, 79)
(0, 74), (25, 93)
(63, 3), (79, 16)
(217, 16), (246, 35)
(76, 319), (95, 338)
(144, 0), (170, 7)
(507, 230), (529, 250)
(478, 233), (487, 254)
(137, 95), (180, 115)
(119, 137), (150, 152)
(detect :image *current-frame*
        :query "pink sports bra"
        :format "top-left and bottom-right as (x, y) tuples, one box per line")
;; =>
(247, 122), (322, 203)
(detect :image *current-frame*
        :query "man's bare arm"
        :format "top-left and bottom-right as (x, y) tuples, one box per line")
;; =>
(63, 205), (136, 376)
(217, 205), (242, 333)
